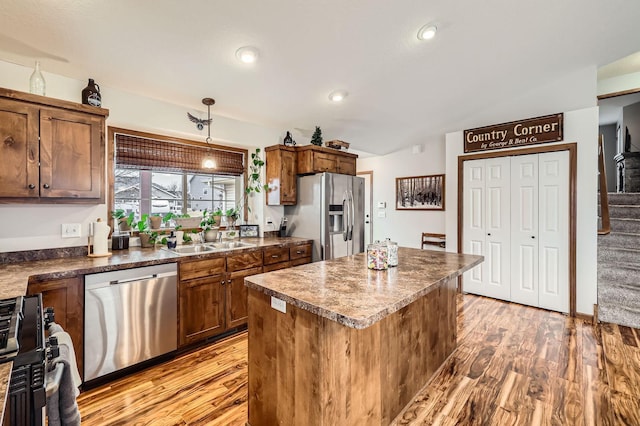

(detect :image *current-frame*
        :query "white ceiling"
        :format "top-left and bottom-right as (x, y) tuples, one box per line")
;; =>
(1, 0), (640, 155)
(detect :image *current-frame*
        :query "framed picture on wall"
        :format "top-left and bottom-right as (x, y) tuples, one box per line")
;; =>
(396, 174), (445, 211)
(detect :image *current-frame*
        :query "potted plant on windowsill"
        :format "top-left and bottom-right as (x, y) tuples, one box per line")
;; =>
(134, 214), (155, 248)
(111, 209), (135, 232)
(200, 209), (221, 242)
(149, 214), (163, 230)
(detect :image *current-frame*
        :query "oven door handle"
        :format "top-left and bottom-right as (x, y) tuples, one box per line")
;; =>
(45, 362), (65, 397)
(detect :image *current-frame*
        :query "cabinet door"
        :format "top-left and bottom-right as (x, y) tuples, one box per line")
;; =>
(281, 149), (297, 204)
(226, 266), (262, 329)
(0, 99), (39, 197)
(313, 152), (338, 173)
(27, 276), (84, 379)
(337, 156), (356, 175)
(179, 274), (225, 346)
(39, 108), (104, 199)
(266, 146), (297, 205)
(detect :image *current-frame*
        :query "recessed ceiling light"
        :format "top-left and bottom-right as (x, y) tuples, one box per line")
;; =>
(236, 46), (259, 64)
(329, 90), (348, 102)
(417, 24), (437, 41)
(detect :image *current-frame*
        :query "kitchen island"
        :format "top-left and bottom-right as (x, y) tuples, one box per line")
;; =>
(244, 247), (483, 426)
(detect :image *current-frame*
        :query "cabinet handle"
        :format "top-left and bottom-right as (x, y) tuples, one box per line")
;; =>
(271, 255), (279, 258)
(28, 184), (36, 189)
(43, 183), (50, 189)
(227, 280), (232, 284)
(296, 250), (303, 254)
(221, 280), (225, 286)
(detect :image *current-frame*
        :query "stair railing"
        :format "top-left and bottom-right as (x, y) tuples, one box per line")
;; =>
(598, 133), (611, 235)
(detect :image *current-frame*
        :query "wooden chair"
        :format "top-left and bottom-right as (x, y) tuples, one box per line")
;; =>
(421, 232), (446, 249)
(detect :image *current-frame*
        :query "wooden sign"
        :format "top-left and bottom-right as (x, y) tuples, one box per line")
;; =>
(464, 113), (563, 153)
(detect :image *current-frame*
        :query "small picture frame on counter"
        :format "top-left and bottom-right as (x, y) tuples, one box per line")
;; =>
(240, 224), (259, 238)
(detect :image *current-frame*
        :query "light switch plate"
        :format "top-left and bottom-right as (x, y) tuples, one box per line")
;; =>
(61, 223), (81, 238)
(271, 296), (286, 313)
(377, 211), (386, 218)
(377, 201), (386, 208)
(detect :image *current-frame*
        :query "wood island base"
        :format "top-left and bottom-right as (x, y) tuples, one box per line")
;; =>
(247, 277), (458, 426)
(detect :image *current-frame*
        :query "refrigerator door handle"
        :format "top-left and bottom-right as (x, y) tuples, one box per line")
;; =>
(348, 190), (354, 241)
(343, 193), (349, 242)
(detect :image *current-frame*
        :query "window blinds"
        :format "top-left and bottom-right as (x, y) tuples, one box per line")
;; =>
(115, 133), (244, 176)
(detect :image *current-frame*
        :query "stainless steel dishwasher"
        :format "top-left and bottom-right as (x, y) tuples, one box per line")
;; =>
(84, 263), (177, 381)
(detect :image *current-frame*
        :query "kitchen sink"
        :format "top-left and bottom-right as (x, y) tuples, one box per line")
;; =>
(209, 241), (256, 249)
(164, 244), (218, 256)
(163, 241), (256, 256)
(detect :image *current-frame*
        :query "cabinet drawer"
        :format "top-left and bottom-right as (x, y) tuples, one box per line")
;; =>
(180, 257), (226, 281)
(227, 250), (263, 272)
(290, 244), (312, 260)
(292, 257), (312, 267)
(263, 261), (292, 273)
(263, 246), (290, 265)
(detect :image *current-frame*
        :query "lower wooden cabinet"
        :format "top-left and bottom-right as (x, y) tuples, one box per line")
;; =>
(27, 276), (84, 380)
(177, 244), (313, 347)
(226, 266), (262, 329)
(179, 273), (226, 346)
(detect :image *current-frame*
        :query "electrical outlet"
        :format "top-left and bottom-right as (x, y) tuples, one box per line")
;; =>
(271, 296), (286, 313)
(61, 223), (81, 238)
(377, 211), (386, 218)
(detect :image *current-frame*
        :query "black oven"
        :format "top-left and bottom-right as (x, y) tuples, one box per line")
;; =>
(0, 295), (54, 426)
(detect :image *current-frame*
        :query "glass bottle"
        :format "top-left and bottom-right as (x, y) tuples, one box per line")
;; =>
(82, 78), (102, 107)
(29, 61), (46, 96)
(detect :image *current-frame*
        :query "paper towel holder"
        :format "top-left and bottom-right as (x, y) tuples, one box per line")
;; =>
(87, 218), (113, 258)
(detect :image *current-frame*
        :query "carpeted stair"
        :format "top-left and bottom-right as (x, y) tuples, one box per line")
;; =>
(598, 193), (640, 328)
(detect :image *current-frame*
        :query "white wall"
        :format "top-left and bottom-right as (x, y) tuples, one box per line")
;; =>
(445, 107), (599, 316)
(0, 59), (282, 251)
(598, 71), (640, 97)
(357, 140), (446, 248)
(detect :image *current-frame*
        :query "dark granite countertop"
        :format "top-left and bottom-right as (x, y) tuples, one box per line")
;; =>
(0, 236), (312, 420)
(0, 237), (312, 299)
(245, 247), (483, 329)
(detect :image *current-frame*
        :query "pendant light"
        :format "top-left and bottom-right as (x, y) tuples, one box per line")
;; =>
(187, 97), (216, 169)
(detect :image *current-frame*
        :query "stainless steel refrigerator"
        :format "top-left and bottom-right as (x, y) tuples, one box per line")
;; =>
(284, 172), (365, 262)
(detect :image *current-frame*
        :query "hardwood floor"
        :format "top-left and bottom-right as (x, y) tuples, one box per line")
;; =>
(77, 294), (640, 425)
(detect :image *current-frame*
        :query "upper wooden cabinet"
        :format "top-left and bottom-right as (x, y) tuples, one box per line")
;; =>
(265, 145), (297, 205)
(296, 145), (357, 176)
(265, 144), (358, 205)
(0, 88), (109, 202)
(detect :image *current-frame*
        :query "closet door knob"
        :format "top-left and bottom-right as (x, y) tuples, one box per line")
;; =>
(487, 233), (491, 236)
(531, 236), (535, 239)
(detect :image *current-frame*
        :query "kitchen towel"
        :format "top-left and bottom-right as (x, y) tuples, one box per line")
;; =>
(46, 343), (81, 426)
(48, 323), (82, 392)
